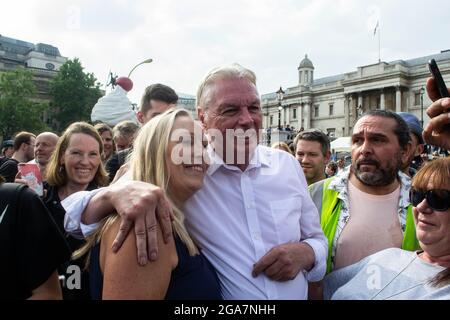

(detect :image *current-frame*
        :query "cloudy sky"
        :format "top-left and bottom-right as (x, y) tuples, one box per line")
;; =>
(2, 0), (449, 103)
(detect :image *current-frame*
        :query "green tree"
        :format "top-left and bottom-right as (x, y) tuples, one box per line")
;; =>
(49, 58), (102, 131)
(0, 68), (49, 139)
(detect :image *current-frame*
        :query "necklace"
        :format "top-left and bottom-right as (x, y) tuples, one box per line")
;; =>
(370, 253), (424, 300)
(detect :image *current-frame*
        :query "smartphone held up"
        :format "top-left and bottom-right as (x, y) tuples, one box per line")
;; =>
(427, 58), (450, 132)
(428, 59), (450, 98)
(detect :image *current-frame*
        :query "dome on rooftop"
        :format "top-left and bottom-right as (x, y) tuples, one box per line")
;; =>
(299, 54), (314, 69)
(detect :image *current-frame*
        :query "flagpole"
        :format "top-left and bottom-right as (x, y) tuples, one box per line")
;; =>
(378, 22), (381, 63)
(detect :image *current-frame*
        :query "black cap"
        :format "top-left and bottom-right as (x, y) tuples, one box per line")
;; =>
(2, 140), (13, 148)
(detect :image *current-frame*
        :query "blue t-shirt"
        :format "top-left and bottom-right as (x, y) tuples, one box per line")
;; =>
(90, 235), (222, 300)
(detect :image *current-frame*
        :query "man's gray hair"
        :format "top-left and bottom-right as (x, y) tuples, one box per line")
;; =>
(196, 63), (257, 111)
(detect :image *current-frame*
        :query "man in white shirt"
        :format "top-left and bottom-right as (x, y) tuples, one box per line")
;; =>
(63, 63), (327, 299)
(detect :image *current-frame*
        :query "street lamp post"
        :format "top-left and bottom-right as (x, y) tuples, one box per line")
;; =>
(128, 58), (153, 78)
(420, 87), (425, 127)
(276, 86), (285, 130)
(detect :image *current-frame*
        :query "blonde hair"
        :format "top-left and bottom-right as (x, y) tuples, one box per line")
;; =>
(73, 108), (199, 262)
(45, 122), (109, 187)
(271, 142), (293, 155)
(196, 63), (257, 111)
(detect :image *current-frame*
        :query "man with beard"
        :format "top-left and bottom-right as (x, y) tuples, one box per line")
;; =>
(309, 110), (420, 275)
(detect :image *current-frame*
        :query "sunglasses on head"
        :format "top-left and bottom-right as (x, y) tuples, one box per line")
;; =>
(409, 188), (450, 211)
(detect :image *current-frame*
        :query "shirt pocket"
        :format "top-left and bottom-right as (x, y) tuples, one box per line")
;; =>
(270, 197), (301, 244)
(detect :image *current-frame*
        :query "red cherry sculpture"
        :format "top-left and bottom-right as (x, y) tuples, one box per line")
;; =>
(115, 77), (133, 92)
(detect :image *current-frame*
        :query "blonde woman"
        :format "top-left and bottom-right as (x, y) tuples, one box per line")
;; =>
(77, 109), (222, 299)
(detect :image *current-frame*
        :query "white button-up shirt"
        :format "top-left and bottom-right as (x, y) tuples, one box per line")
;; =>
(63, 145), (327, 300)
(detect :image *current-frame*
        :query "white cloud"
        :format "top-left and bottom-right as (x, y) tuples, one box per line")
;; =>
(2, 0), (449, 104)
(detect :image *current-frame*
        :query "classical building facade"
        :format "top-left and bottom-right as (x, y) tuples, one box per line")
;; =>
(261, 50), (450, 138)
(177, 92), (197, 119)
(0, 34), (67, 101)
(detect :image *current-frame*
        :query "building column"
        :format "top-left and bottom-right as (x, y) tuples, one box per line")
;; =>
(356, 92), (363, 120)
(304, 103), (311, 129)
(297, 105), (302, 129)
(352, 94), (358, 127)
(396, 86), (402, 112)
(357, 93), (363, 112)
(380, 89), (385, 110)
(344, 94), (350, 136)
(285, 105), (290, 125)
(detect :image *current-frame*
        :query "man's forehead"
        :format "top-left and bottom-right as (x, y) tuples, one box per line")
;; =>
(149, 100), (172, 109)
(296, 139), (322, 151)
(208, 77), (259, 99)
(217, 95), (261, 106)
(37, 134), (57, 141)
(353, 116), (395, 135)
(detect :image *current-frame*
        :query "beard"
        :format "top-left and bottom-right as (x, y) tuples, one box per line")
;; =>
(353, 156), (400, 186)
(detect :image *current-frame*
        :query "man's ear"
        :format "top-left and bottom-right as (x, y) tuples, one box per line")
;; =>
(415, 144), (424, 157)
(197, 107), (206, 129)
(324, 150), (331, 164)
(136, 111), (144, 124)
(401, 141), (413, 164)
(20, 142), (28, 152)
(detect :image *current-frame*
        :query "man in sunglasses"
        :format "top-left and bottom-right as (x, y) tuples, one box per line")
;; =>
(309, 110), (420, 277)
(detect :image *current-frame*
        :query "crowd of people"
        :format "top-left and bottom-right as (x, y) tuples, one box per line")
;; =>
(0, 62), (449, 300)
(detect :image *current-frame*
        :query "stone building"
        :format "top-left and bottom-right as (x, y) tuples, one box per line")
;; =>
(0, 34), (67, 101)
(261, 50), (450, 139)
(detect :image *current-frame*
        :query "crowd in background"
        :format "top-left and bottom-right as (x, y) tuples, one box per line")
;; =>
(0, 64), (449, 300)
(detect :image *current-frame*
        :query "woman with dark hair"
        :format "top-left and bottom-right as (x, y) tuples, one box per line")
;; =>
(323, 157), (450, 299)
(44, 122), (109, 299)
(325, 161), (338, 177)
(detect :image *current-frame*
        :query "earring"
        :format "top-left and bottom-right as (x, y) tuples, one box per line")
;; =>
(59, 165), (64, 173)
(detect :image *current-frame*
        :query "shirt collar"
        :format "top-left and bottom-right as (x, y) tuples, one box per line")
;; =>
(328, 165), (412, 208)
(328, 166), (351, 201)
(206, 144), (270, 176)
(398, 170), (412, 209)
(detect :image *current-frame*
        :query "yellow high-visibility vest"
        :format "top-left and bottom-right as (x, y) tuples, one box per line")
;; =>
(319, 177), (419, 274)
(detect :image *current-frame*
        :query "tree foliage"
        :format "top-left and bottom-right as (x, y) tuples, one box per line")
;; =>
(0, 68), (49, 139)
(49, 58), (102, 131)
